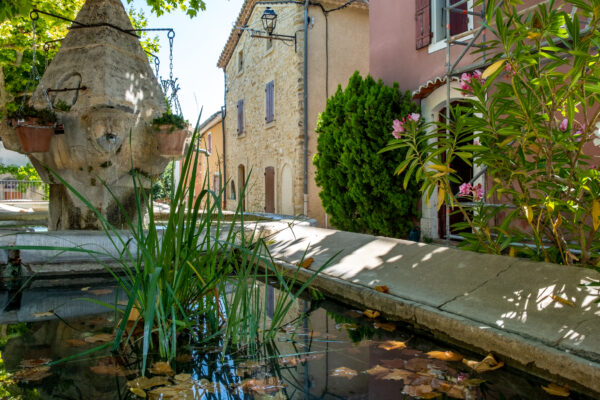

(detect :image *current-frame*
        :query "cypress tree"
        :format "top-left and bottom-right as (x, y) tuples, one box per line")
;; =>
(314, 72), (420, 238)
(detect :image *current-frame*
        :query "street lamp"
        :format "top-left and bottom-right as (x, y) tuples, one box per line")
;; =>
(261, 7), (277, 35)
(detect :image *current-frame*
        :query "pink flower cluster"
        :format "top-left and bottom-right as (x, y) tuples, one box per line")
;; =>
(459, 70), (483, 91)
(458, 182), (484, 201)
(392, 113), (420, 139)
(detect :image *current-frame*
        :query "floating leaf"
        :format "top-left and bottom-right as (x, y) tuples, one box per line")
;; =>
(81, 286), (91, 291)
(89, 288), (113, 295)
(240, 378), (285, 395)
(130, 387), (147, 398)
(462, 353), (504, 373)
(463, 378), (486, 387)
(84, 333), (114, 343)
(551, 295), (575, 307)
(593, 200), (600, 231)
(20, 358), (51, 368)
(375, 285), (389, 294)
(541, 382), (570, 397)
(298, 257), (314, 269)
(378, 340), (407, 351)
(420, 393), (442, 399)
(128, 376), (170, 390)
(365, 365), (391, 377)
(381, 358), (406, 369)
(174, 373), (192, 382)
(335, 322), (358, 330)
(374, 322), (396, 332)
(426, 351), (463, 362)
(363, 309), (380, 319)
(148, 383), (194, 399)
(32, 311), (54, 318)
(381, 368), (412, 381)
(482, 59), (505, 79)
(403, 384), (436, 398)
(13, 366), (52, 382)
(330, 366), (357, 379)
(149, 361), (175, 376)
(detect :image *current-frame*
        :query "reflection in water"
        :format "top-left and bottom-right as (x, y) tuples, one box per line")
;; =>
(0, 282), (594, 399)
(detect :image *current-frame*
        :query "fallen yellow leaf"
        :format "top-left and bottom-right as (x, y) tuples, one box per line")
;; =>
(426, 351), (464, 362)
(127, 376), (170, 390)
(149, 361), (175, 376)
(381, 368), (412, 381)
(375, 285), (390, 294)
(240, 377), (285, 395)
(551, 295), (575, 307)
(527, 31), (541, 40)
(12, 366), (52, 382)
(462, 353), (504, 373)
(365, 365), (391, 376)
(330, 366), (358, 379)
(541, 382), (570, 397)
(298, 257), (314, 269)
(84, 333), (114, 343)
(378, 340), (407, 351)
(374, 322), (396, 332)
(89, 289), (113, 295)
(482, 59), (506, 79)
(129, 387), (146, 398)
(420, 393), (442, 399)
(32, 311), (54, 318)
(363, 309), (380, 319)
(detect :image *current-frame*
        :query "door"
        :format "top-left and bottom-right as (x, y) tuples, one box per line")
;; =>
(264, 166), (275, 213)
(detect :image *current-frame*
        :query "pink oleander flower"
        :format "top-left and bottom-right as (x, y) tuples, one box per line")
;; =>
(473, 138), (480, 145)
(473, 183), (484, 201)
(459, 72), (472, 91)
(407, 113), (420, 122)
(473, 70), (483, 81)
(559, 118), (568, 132)
(458, 182), (472, 197)
(392, 119), (404, 139)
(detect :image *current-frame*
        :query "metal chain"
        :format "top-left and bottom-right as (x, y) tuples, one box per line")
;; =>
(154, 56), (160, 77)
(19, 13), (53, 116)
(168, 30), (174, 82)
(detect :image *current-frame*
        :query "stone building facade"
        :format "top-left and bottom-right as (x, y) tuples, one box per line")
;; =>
(193, 110), (224, 207)
(218, 0), (369, 222)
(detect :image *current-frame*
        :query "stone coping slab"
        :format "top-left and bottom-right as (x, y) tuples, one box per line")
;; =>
(265, 224), (600, 395)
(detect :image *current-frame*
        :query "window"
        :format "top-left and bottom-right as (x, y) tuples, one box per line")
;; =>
(432, 0), (470, 42)
(416, 0), (471, 50)
(213, 173), (221, 194)
(265, 81), (274, 123)
(238, 50), (244, 73)
(237, 99), (244, 135)
(207, 132), (212, 153)
(230, 180), (236, 200)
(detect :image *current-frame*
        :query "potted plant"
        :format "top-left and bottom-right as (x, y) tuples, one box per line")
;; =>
(152, 111), (188, 156)
(8, 104), (57, 153)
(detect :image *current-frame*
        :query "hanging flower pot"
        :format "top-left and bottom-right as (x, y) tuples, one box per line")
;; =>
(154, 125), (188, 156)
(152, 112), (189, 157)
(9, 106), (57, 153)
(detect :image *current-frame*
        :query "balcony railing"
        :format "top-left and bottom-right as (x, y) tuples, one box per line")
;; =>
(0, 180), (49, 201)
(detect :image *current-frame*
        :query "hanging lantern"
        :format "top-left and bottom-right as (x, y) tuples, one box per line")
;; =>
(261, 7), (277, 35)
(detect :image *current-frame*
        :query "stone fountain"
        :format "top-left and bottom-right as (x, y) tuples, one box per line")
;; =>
(0, 0), (170, 230)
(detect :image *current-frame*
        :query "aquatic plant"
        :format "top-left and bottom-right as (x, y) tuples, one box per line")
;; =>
(17, 113), (329, 373)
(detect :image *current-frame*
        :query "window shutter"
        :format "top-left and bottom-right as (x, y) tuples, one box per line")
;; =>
(237, 99), (244, 134)
(415, 0), (431, 49)
(265, 81), (274, 123)
(450, 0), (468, 36)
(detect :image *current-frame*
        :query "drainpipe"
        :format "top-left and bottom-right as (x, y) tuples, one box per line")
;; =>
(303, 0), (309, 217)
(222, 72), (227, 209)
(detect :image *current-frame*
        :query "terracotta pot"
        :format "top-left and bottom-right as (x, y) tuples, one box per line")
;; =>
(15, 119), (54, 152)
(154, 125), (187, 156)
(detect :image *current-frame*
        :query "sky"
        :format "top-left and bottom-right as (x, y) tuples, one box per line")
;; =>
(131, 0), (245, 125)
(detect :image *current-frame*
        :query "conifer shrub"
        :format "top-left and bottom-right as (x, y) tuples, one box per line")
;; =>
(314, 72), (420, 238)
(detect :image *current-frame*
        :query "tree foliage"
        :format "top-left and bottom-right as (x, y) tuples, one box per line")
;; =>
(314, 72), (421, 238)
(0, 0), (160, 118)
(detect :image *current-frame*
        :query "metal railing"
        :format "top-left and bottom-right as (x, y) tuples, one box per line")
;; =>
(0, 180), (49, 201)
